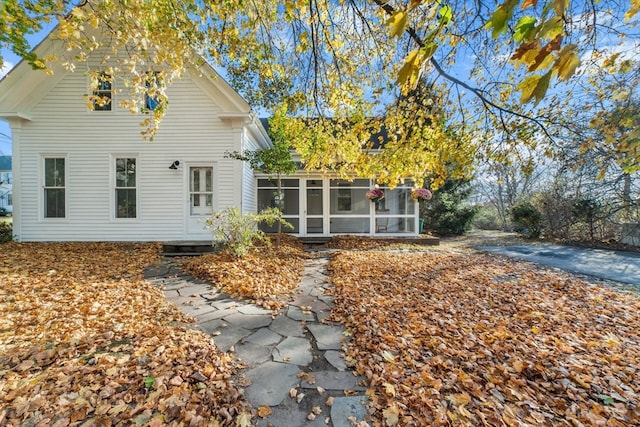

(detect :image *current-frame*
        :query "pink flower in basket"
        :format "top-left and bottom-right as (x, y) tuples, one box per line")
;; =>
(411, 188), (432, 201)
(366, 188), (385, 201)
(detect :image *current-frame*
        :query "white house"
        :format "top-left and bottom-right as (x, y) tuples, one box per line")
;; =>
(0, 32), (421, 242)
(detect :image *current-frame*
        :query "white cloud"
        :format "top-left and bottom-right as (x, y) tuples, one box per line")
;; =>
(579, 39), (640, 74)
(0, 61), (14, 79)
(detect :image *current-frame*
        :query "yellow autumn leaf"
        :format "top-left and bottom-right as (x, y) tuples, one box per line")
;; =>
(108, 403), (129, 415)
(382, 382), (396, 397)
(381, 350), (396, 362)
(383, 402), (401, 426)
(236, 412), (252, 427)
(516, 74), (541, 104)
(517, 71), (551, 105)
(625, 0), (640, 19)
(555, 45), (580, 81)
(387, 10), (408, 38)
(531, 70), (552, 105)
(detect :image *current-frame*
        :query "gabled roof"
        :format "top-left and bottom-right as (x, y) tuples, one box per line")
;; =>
(0, 25), (270, 148)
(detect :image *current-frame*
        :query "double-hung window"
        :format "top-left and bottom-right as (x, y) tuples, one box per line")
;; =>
(144, 71), (162, 112)
(115, 158), (137, 218)
(44, 157), (65, 218)
(92, 72), (112, 111)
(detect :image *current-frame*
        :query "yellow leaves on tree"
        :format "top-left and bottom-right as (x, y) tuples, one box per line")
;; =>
(286, 84), (475, 189)
(328, 249), (640, 425)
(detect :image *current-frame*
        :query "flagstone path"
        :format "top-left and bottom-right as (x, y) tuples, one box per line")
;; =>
(144, 250), (369, 427)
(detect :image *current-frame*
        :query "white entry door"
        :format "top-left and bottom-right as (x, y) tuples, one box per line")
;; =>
(187, 166), (213, 238)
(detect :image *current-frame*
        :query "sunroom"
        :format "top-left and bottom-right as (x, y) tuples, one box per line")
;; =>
(257, 177), (421, 236)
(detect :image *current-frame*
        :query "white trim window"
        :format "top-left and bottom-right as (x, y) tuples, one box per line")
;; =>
(43, 157), (66, 218)
(115, 157), (137, 218)
(144, 71), (162, 112)
(92, 72), (112, 111)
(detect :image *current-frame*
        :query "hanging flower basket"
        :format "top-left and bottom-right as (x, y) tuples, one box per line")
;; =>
(411, 188), (432, 201)
(366, 188), (385, 202)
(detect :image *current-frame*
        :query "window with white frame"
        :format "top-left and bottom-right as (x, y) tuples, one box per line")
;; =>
(44, 157), (65, 218)
(115, 157), (137, 218)
(92, 72), (112, 111)
(144, 71), (162, 112)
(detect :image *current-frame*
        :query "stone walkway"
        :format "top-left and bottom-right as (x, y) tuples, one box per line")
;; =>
(143, 250), (369, 427)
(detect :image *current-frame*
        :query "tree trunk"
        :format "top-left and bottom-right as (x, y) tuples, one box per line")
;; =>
(276, 173), (282, 248)
(622, 172), (632, 221)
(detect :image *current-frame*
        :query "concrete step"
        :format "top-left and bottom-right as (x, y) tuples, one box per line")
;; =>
(162, 241), (218, 256)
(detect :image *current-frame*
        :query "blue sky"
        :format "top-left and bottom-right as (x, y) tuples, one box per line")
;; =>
(0, 61), (15, 156)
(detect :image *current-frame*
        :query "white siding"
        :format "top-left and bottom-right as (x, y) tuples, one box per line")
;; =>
(241, 132), (260, 213)
(16, 68), (248, 241)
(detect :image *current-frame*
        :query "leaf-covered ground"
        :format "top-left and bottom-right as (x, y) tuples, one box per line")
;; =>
(328, 250), (640, 426)
(3, 238), (640, 426)
(183, 235), (307, 310)
(326, 235), (429, 251)
(0, 242), (251, 427)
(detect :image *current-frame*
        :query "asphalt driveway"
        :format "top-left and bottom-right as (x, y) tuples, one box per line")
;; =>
(478, 244), (640, 286)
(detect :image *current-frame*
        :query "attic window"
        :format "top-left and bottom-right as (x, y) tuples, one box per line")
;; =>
(144, 72), (162, 112)
(93, 72), (112, 111)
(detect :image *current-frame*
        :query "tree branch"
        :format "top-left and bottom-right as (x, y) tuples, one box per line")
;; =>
(370, 0), (556, 142)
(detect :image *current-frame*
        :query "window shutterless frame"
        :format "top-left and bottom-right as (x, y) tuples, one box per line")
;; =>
(43, 156), (66, 219)
(114, 157), (137, 219)
(92, 72), (113, 111)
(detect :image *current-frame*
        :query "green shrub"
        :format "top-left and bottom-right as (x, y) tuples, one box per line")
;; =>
(421, 178), (477, 236)
(0, 222), (12, 244)
(510, 202), (543, 238)
(472, 205), (505, 230)
(205, 207), (292, 257)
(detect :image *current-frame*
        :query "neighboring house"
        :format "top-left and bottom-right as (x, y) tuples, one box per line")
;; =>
(0, 32), (421, 242)
(0, 156), (12, 214)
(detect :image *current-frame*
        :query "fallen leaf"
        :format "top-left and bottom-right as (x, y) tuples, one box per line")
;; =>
(257, 405), (272, 418)
(382, 382), (396, 397)
(327, 249), (640, 426)
(383, 403), (400, 426)
(236, 411), (252, 427)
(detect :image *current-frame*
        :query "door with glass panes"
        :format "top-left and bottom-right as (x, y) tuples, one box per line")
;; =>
(187, 166), (213, 237)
